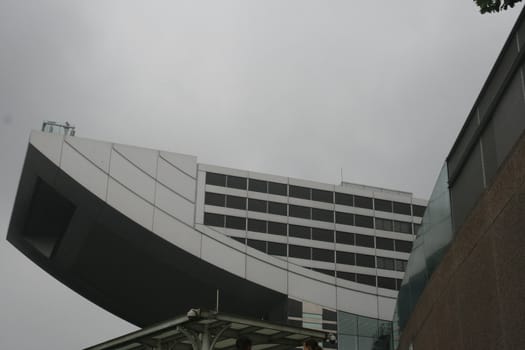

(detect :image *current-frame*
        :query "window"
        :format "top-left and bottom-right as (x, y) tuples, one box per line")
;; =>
(414, 223), (422, 235)
(289, 185), (311, 199)
(226, 195), (246, 210)
(205, 192), (225, 206)
(355, 215), (374, 228)
(375, 237), (394, 250)
(336, 251), (355, 265)
(395, 259), (407, 272)
(393, 201), (411, 215)
(312, 189), (333, 203)
(312, 208), (334, 222)
(335, 192), (353, 206)
(248, 178), (267, 193)
(337, 271), (356, 282)
(247, 239), (266, 253)
(289, 225), (311, 239)
(376, 256), (395, 270)
(393, 220), (412, 234)
(248, 198), (267, 213)
(336, 231), (354, 245)
(377, 276), (396, 290)
(312, 268), (335, 277)
(206, 172), (226, 186)
(356, 274), (376, 287)
(354, 195), (373, 209)
(204, 212), (224, 227)
(395, 240), (413, 253)
(230, 236), (245, 244)
(396, 279), (403, 290)
(225, 216), (245, 230)
(248, 219), (266, 233)
(268, 242), (287, 256)
(268, 182), (287, 196)
(356, 253), (375, 268)
(412, 205), (426, 217)
(336, 212), (354, 225)
(312, 228), (334, 242)
(375, 218), (393, 231)
(323, 309), (337, 321)
(268, 221), (287, 236)
(268, 201), (287, 216)
(289, 205), (311, 219)
(374, 199), (392, 212)
(226, 175), (247, 190)
(287, 299), (302, 317)
(355, 234), (374, 248)
(312, 248), (334, 262)
(289, 245), (311, 259)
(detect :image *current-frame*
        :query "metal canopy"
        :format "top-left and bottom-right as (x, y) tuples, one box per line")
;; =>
(85, 309), (329, 350)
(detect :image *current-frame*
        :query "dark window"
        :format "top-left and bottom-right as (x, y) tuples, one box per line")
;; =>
(393, 220), (412, 234)
(289, 185), (311, 199)
(312, 248), (334, 262)
(356, 253), (375, 268)
(335, 192), (353, 206)
(268, 182), (287, 196)
(336, 212), (354, 225)
(289, 245), (311, 259)
(268, 242), (287, 256)
(230, 236), (245, 244)
(268, 201), (287, 216)
(312, 228), (334, 242)
(323, 309), (337, 321)
(268, 221), (287, 236)
(336, 251), (355, 265)
(376, 237), (394, 250)
(312, 208), (334, 222)
(248, 198), (267, 213)
(247, 239), (266, 253)
(287, 298), (302, 317)
(414, 223), (422, 235)
(312, 189), (333, 203)
(337, 271), (356, 282)
(204, 212), (224, 227)
(248, 219), (266, 233)
(336, 231), (354, 245)
(374, 199), (392, 212)
(206, 172), (226, 186)
(412, 205), (426, 217)
(205, 192), (225, 206)
(355, 215), (374, 228)
(354, 196), (373, 209)
(376, 256), (395, 270)
(288, 319), (302, 327)
(356, 274), (376, 287)
(226, 195), (246, 210)
(355, 234), (374, 248)
(393, 202), (411, 215)
(395, 240), (413, 253)
(395, 259), (407, 272)
(225, 216), (245, 230)
(248, 178), (267, 193)
(289, 205), (311, 219)
(323, 323), (338, 331)
(312, 268), (335, 276)
(396, 279), (403, 290)
(377, 277), (396, 290)
(226, 175), (247, 190)
(289, 225), (311, 239)
(375, 218), (393, 231)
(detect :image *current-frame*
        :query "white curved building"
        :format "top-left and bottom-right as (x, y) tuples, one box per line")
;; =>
(7, 130), (426, 349)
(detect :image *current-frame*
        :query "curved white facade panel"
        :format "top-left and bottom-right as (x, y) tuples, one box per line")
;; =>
(15, 130), (426, 338)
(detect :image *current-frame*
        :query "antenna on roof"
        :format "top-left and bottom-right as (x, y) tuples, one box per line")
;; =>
(340, 168), (344, 184)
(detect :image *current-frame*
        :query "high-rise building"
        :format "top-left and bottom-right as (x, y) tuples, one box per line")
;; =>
(7, 129), (426, 349)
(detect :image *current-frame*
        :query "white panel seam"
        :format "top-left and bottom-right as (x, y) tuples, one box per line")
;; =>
(159, 154), (197, 179)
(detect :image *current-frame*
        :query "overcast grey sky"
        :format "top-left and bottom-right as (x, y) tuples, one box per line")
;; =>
(0, 1), (522, 348)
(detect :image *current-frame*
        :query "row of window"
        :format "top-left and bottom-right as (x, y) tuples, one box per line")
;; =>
(204, 212), (413, 252)
(228, 236), (408, 272)
(205, 192), (417, 235)
(206, 172), (426, 217)
(311, 268), (403, 291)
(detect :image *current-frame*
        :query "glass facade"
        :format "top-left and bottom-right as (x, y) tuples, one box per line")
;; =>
(338, 311), (393, 350)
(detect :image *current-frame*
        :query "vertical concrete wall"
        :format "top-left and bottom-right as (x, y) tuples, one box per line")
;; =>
(397, 131), (525, 350)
